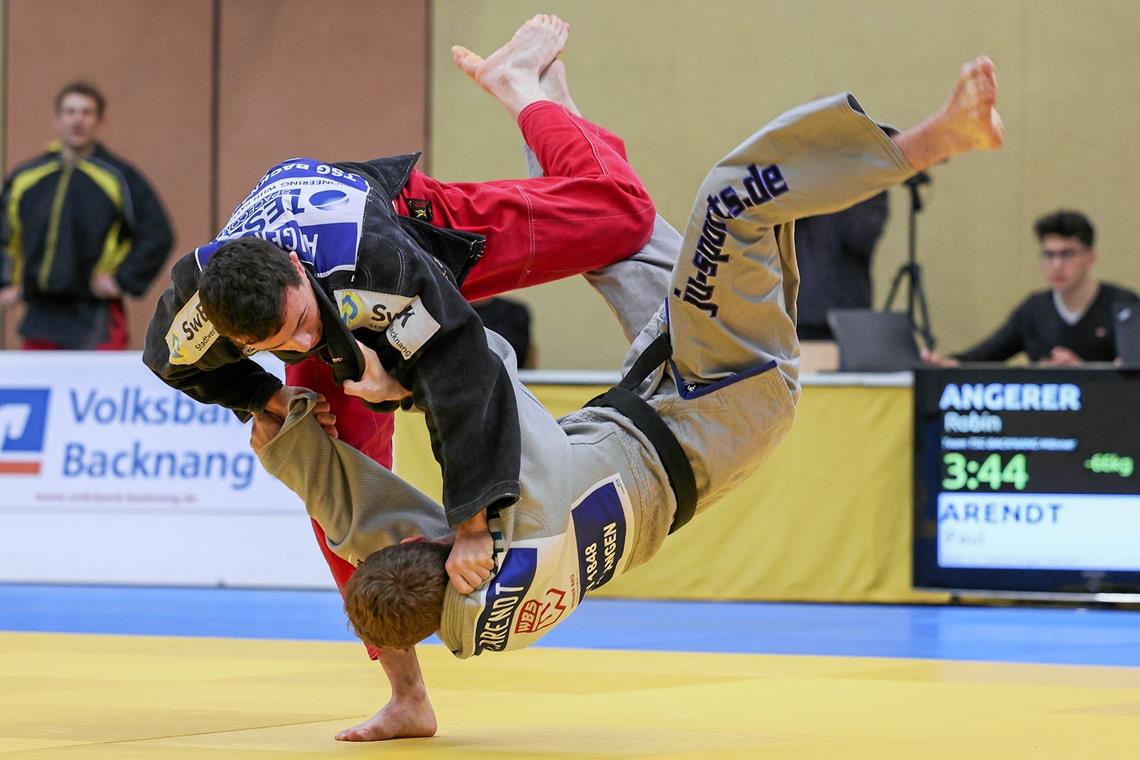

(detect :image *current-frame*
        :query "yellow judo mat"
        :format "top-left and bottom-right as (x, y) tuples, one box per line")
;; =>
(3, 632), (1138, 759)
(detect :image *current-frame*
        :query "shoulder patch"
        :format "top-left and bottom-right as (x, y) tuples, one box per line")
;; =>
(166, 291), (219, 365)
(334, 289), (413, 331)
(386, 296), (440, 359)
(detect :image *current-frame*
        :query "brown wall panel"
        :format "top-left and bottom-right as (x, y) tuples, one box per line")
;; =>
(216, 0), (428, 219)
(4, 0), (214, 349)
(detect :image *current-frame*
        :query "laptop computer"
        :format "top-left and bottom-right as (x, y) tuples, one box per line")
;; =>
(826, 309), (922, 372)
(1114, 302), (1140, 365)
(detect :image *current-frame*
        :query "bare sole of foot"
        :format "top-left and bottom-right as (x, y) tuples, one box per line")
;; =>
(895, 55), (1004, 171)
(938, 56), (1005, 152)
(540, 59), (580, 116)
(451, 14), (570, 116)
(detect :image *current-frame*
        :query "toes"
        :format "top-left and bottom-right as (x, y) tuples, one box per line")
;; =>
(962, 56), (994, 80)
(451, 45), (483, 75)
(968, 56), (996, 83)
(959, 56), (998, 105)
(336, 727), (379, 742)
(975, 76), (997, 104)
(990, 111), (1006, 146)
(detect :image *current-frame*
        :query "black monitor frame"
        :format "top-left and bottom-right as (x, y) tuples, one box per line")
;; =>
(913, 366), (1140, 600)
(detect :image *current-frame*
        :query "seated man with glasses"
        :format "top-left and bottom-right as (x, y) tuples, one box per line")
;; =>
(923, 210), (1138, 366)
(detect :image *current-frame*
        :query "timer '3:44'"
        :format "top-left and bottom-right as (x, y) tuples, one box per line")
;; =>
(942, 453), (1029, 491)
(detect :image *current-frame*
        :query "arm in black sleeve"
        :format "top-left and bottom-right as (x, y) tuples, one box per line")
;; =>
(952, 300), (1028, 362)
(0, 174), (17, 288)
(839, 190), (889, 262)
(114, 167), (175, 297)
(142, 254), (283, 421)
(356, 246), (521, 527)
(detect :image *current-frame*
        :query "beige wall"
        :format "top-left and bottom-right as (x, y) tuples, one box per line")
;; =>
(430, 0), (1140, 368)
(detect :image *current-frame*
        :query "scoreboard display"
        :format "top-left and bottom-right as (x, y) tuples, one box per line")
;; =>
(913, 368), (1140, 597)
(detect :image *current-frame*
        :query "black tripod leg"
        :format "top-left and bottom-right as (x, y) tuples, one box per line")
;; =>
(884, 265), (908, 311)
(911, 264), (936, 349)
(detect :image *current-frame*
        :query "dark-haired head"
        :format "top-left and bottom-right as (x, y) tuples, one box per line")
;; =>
(199, 238), (322, 353)
(1034, 210), (1094, 248)
(54, 81), (105, 155)
(1033, 210), (1097, 295)
(55, 81), (106, 118)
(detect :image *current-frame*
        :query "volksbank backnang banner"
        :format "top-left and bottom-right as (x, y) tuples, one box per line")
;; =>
(0, 352), (301, 512)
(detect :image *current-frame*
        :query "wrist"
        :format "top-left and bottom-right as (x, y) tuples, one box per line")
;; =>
(455, 510), (489, 535)
(259, 384), (288, 416)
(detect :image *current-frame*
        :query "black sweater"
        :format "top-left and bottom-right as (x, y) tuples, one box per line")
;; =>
(953, 282), (1139, 362)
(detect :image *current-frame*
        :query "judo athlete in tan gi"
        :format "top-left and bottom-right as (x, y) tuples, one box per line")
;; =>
(253, 56), (1003, 741)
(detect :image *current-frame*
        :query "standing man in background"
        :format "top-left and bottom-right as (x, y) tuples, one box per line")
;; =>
(794, 191), (889, 341)
(0, 81), (173, 349)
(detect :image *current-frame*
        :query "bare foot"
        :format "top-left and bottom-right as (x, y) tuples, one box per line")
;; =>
(540, 58), (581, 116)
(936, 56), (1004, 152)
(894, 56), (1005, 171)
(451, 14), (570, 117)
(335, 696), (437, 742)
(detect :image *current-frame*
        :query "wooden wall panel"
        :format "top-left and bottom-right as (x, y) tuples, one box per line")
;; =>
(4, 0), (214, 349)
(216, 0), (428, 218)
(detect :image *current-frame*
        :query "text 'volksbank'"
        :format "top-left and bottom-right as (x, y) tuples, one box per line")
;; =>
(62, 388), (254, 490)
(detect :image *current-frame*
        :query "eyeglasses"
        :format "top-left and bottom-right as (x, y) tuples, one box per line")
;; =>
(1040, 248), (1083, 262)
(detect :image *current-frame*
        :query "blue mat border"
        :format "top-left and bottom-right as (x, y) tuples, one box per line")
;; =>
(2, 584), (1139, 666)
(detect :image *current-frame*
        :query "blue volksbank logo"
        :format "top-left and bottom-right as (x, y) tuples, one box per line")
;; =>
(0, 388), (50, 475)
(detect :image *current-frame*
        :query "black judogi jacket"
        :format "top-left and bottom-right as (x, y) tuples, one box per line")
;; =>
(143, 154), (519, 526)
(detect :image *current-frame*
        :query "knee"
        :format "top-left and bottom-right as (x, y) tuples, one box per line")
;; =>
(597, 174), (657, 249)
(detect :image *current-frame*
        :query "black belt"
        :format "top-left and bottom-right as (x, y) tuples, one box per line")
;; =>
(584, 333), (697, 534)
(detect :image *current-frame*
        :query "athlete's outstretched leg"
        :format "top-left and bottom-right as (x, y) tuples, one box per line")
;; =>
(668, 56), (1004, 398)
(514, 60), (677, 343)
(398, 17), (656, 299)
(639, 58), (1004, 512)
